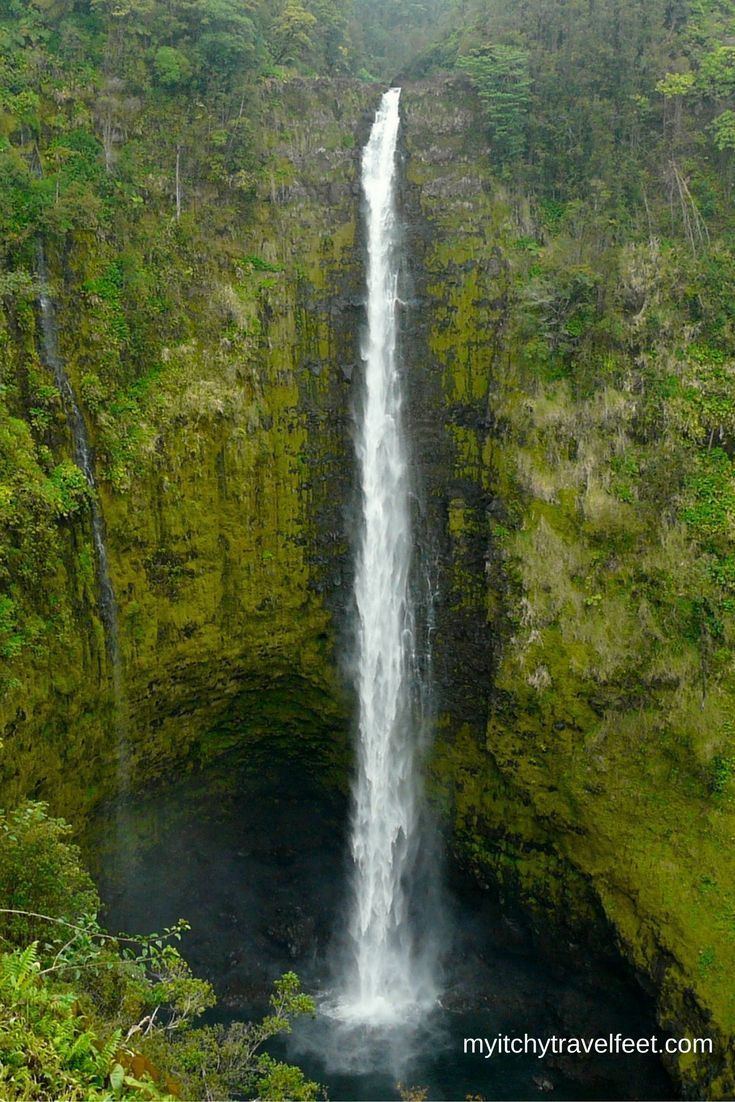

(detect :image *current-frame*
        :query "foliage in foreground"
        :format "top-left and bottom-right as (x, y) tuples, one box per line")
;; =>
(0, 802), (319, 1101)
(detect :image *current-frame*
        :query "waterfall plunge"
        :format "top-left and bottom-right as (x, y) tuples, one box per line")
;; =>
(36, 243), (129, 816)
(337, 87), (436, 1026)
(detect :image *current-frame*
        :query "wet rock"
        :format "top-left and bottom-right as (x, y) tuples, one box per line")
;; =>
(533, 1075), (554, 1093)
(266, 906), (318, 960)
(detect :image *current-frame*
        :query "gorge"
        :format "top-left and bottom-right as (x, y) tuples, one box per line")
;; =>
(3, 1), (735, 1098)
(80, 81), (675, 1100)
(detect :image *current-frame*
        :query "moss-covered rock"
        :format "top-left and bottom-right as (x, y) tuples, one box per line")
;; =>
(2, 69), (735, 1098)
(401, 76), (735, 1099)
(0, 79), (383, 818)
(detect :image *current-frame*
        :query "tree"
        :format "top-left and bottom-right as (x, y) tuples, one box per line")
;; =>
(152, 46), (192, 89)
(171, 972), (319, 1100)
(191, 0), (258, 81)
(656, 71), (695, 141)
(710, 109), (735, 152)
(0, 805), (321, 1101)
(458, 45), (531, 164)
(307, 0), (351, 72)
(270, 2), (317, 65)
(0, 802), (99, 949)
(698, 45), (735, 99)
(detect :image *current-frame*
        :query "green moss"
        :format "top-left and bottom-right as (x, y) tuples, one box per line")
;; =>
(402, 77), (735, 1096)
(2, 67), (735, 1099)
(0, 79), (376, 826)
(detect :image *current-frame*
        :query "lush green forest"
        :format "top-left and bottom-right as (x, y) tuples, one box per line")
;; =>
(4, 0), (735, 1097)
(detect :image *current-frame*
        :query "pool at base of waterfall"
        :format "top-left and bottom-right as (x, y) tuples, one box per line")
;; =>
(275, 1003), (671, 1102)
(90, 759), (674, 1102)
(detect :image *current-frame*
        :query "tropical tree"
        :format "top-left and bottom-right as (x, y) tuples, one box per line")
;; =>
(458, 45), (531, 164)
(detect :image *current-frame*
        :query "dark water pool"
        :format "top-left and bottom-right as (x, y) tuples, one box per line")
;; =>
(90, 761), (675, 1102)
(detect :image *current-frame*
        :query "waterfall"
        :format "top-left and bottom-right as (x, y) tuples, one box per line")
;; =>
(338, 87), (436, 1025)
(36, 243), (122, 680)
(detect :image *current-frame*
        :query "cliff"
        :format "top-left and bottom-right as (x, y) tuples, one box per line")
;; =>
(401, 78), (735, 1100)
(1, 79), (376, 813)
(1, 73), (734, 1097)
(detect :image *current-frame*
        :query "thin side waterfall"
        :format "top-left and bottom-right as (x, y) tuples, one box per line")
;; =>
(337, 87), (436, 1024)
(36, 243), (124, 722)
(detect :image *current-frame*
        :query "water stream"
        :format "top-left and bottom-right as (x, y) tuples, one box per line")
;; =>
(336, 87), (436, 1024)
(36, 243), (120, 667)
(36, 242), (127, 795)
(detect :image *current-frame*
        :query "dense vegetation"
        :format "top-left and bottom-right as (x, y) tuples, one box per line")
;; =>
(0, 802), (319, 1099)
(0, 0), (348, 673)
(418, 0), (735, 793)
(414, 3), (735, 1087)
(6, 0), (735, 678)
(4, 0), (735, 1094)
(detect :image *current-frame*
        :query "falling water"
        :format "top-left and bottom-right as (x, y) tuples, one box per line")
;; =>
(337, 87), (435, 1025)
(36, 243), (123, 693)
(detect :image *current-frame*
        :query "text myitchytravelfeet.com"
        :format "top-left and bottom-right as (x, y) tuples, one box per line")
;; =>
(463, 1034), (713, 1059)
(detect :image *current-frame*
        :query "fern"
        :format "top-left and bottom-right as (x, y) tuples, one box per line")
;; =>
(1, 941), (39, 989)
(96, 1028), (123, 1075)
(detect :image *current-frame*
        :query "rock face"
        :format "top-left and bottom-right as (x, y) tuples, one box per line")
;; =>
(400, 79), (735, 1101)
(1, 75), (734, 1097)
(1, 79), (376, 813)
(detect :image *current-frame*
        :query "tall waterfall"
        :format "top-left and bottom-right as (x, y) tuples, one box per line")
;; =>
(36, 243), (121, 679)
(339, 87), (435, 1024)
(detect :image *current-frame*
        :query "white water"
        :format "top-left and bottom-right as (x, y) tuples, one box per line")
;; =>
(336, 87), (434, 1025)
